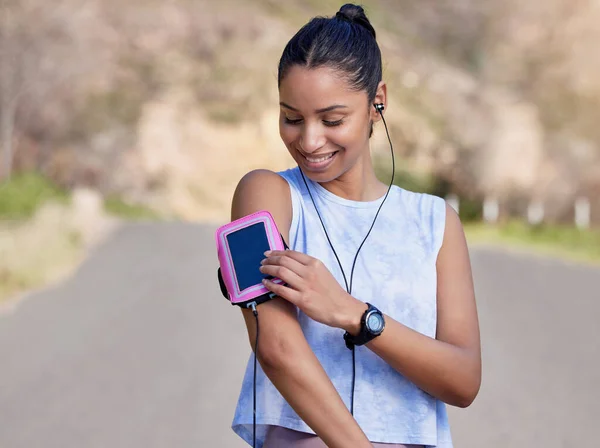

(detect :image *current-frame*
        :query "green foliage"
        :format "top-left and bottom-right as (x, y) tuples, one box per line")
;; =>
(465, 220), (600, 264)
(0, 173), (69, 220)
(504, 221), (600, 256)
(457, 197), (483, 222)
(374, 153), (486, 222)
(373, 156), (437, 195)
(103, 196), (161, 221)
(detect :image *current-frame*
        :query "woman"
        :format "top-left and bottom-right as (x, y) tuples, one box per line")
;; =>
(229, 4), (481, 447)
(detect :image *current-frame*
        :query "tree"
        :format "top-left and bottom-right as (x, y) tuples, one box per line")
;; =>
(0, 0), (87, 180)
(0, 0), (19, 179)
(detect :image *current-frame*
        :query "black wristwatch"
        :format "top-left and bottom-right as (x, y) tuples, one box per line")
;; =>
(343, 303), (385, 350)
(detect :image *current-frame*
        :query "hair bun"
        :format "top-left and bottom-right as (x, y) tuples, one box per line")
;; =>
(335, 3), (376, 39)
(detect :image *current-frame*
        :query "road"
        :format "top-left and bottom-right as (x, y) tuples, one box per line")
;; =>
(0, 223), (597, 447)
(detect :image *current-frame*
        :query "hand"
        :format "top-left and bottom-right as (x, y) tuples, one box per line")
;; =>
(259, 250), (367, 332)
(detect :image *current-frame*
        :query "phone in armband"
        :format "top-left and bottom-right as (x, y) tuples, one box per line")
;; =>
(215, 210), (289, 309)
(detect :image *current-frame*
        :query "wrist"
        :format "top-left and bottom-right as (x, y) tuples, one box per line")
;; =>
(339, 296), (368, 336)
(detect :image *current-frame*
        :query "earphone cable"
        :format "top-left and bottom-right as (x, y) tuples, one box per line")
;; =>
(348, 111), (395, 294)
(299, 106), (394, 416)
(252, 305), (259, 448)
(300, 173), (351, 292)
(246, 108), (394, 445)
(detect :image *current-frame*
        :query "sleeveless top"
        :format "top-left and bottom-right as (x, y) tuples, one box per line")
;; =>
(231, 166), (453, 447)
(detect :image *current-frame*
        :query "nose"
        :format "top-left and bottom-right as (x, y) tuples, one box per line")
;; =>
(298, 122), (326, 154)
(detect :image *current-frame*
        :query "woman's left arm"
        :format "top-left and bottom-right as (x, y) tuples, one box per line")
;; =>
(349, 202), (482, 408)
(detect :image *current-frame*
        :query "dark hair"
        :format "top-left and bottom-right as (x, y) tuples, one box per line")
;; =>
(277, 3), (382, 113)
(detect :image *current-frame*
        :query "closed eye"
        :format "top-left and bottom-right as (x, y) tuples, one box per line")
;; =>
(285, 117), (344, 127)
(284, 118), (344, 127)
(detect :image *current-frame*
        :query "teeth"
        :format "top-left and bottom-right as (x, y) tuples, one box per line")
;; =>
(306, 153), (335, 163)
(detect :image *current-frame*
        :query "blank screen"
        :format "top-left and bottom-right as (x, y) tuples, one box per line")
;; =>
(226, 222), (272, 291)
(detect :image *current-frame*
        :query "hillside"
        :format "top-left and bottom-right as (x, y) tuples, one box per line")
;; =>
(2, 0), (599, 223)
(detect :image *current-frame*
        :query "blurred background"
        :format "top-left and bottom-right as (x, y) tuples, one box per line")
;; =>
(0, 1), (598, 447)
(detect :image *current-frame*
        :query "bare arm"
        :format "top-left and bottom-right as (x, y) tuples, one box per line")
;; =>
(342, 202), (482, 407)
(231, 169), (372, 448)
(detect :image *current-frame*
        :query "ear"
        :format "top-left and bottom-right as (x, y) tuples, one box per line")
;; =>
(370, 81), (387, 122)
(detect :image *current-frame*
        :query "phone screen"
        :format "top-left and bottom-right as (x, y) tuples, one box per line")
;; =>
(226, 222), (272, 291)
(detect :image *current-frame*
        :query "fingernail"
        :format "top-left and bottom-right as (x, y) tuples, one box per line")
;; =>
(264, 250), (271, 256)
(260, 259), (266, 265)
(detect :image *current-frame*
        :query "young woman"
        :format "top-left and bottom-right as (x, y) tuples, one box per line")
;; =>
(229, 4), (481, 447)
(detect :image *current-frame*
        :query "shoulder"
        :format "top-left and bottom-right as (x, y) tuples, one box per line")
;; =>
(231, 169), (293, 241)
(396, 187), (447, 226)
(232, 169), (291, 207)
(397, 188), (446, 216)
(438, 201), (466, 259)
(395, 188), (448, 256)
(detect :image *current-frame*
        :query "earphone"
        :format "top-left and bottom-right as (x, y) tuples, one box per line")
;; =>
(299, 101), (395, 416)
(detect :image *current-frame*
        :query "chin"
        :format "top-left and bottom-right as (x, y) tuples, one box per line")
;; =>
(298, 168), (336, 184)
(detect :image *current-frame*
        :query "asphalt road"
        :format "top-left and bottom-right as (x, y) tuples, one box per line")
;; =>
(0, 223), (598, 447)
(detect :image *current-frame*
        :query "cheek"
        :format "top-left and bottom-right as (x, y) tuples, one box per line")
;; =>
(331, 121), (366, 149)
(337, 125), (358, 143)
(279, 122), (298, 148)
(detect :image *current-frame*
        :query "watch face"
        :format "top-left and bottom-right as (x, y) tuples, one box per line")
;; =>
(366, 312), (384, 334)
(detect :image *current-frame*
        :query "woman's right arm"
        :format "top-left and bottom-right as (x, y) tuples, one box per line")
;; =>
(231, 169), (372, 448)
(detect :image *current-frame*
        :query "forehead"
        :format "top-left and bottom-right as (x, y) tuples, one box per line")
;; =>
(279, 65), (367, 110)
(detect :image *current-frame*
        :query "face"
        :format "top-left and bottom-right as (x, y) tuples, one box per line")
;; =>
(278, 65), (378, 183)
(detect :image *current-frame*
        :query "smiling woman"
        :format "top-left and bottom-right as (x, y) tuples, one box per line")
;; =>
(228, 4), (480, 448)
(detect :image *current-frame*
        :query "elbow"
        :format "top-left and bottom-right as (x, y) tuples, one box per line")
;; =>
(444, 384), (479, 408)
(453, 387), (479, 408)
(451, 372), (481, 408)
(254, 332), (299, 373)
(450, 349), (481, 408)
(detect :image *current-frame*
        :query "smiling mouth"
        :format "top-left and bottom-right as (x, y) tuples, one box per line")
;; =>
(301, 151), (338, 163)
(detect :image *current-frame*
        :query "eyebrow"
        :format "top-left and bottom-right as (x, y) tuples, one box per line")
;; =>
(279, 102), (348, 114)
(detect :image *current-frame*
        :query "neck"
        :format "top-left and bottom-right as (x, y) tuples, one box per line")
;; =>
(317, 152), (387, 202)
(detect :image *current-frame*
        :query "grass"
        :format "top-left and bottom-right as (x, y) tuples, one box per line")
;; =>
(0, 172), (161, 222)
(0, 174), (161, 303)
(375, 160), (600, 265)
(0, 173), (70, 220)
(0, 206), (83, 304)
(103, 196), (162, 221)
(464, 220), (600, 265)
(0, 173), (79, 303)
(0, 230), (82, 303)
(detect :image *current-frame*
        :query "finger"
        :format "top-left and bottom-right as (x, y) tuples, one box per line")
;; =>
(262, 278), (301, 305)
(262, 253), (308, 277)
(265, 249), (314, 266)
(260, 264), (304, 289)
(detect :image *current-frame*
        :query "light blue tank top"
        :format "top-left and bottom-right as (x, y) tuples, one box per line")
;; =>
(232, 166), (453, 447)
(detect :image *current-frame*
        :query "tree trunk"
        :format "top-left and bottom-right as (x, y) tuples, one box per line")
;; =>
(0, 99), (15, 180)
(0, 0), (15, 180)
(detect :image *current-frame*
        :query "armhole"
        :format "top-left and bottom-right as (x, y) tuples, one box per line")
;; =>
(277, 170), (301, 249)
(432, 195), (447, 261)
